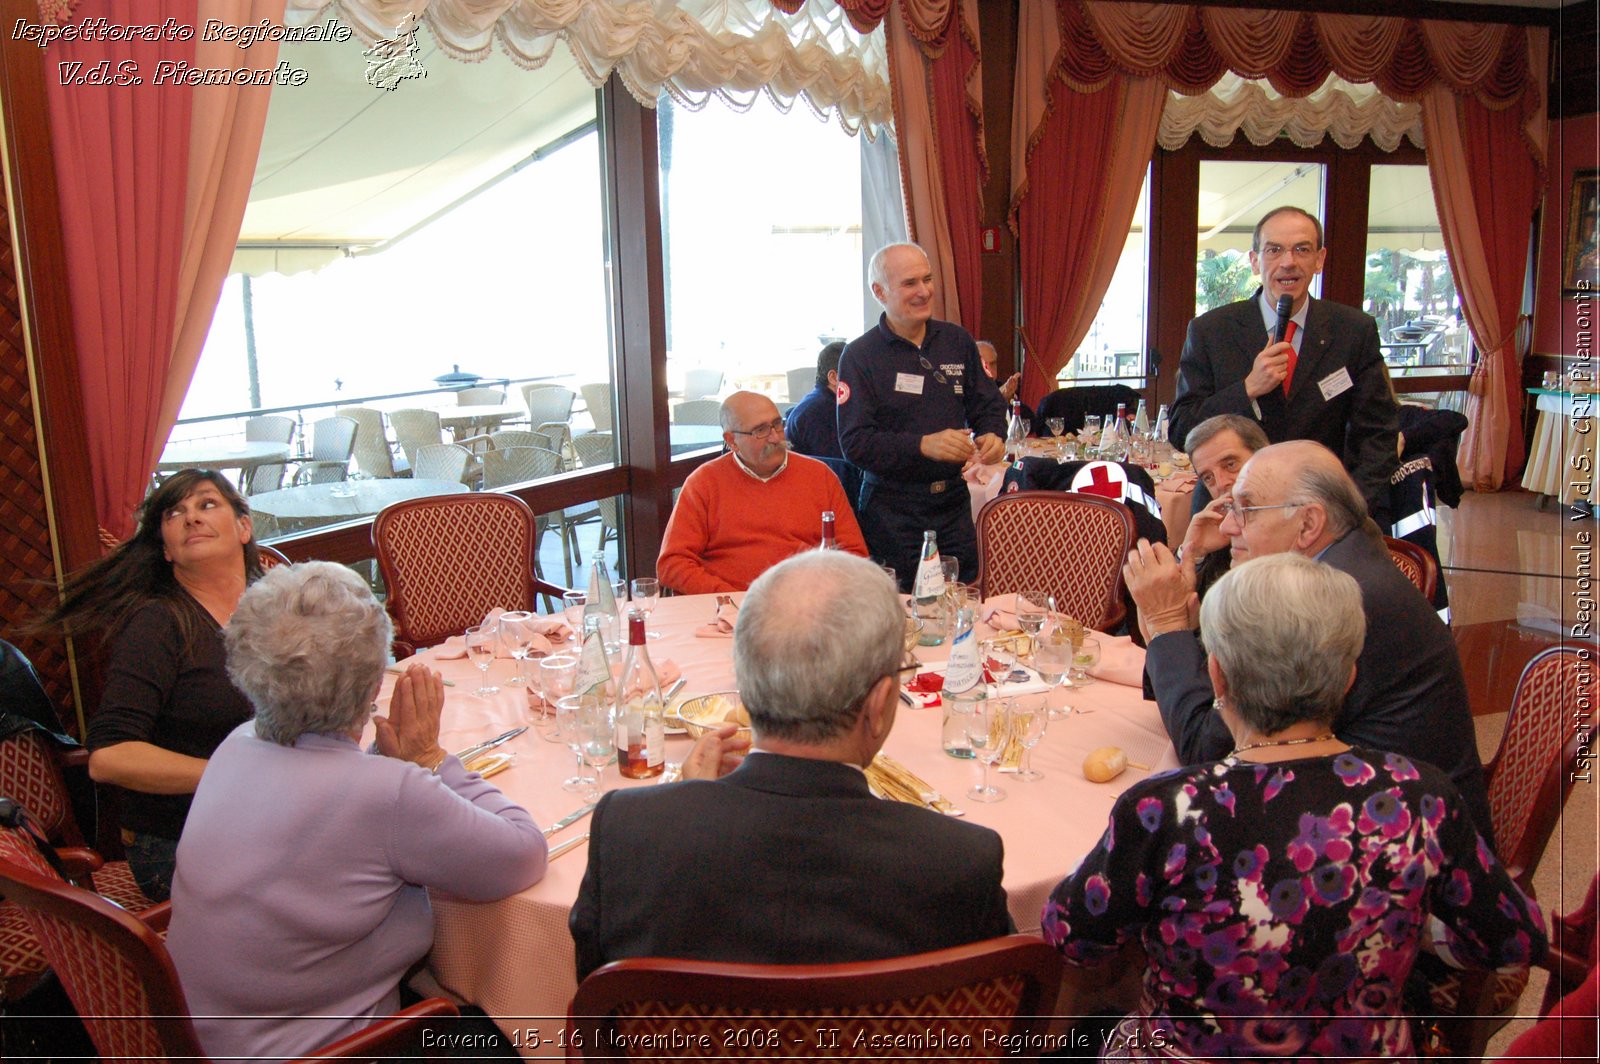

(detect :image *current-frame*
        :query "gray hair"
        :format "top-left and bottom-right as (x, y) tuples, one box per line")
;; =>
(718, 398), (739, 433)
(226, 562), (392, 745)
(1289, 461), (1368, 538)
(867, 241), (927, 291)
(1184, 414), (1269, 457)
(734, 551), (904, 744)
(1200, 553), (1364, 735)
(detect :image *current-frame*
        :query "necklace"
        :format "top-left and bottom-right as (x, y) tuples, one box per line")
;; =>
(1230, 732), (1336, 756)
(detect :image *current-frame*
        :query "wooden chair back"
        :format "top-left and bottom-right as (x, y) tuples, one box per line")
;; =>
(1383, 535), (1438, 603)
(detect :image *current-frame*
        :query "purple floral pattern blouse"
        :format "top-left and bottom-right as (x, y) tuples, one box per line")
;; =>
(1043, 748), (1546, 1059)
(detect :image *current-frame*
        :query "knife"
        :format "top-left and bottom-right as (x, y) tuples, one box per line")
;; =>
(548, 831), (590, 860)
(452, 726), (526, 764)
(542, 803), (596, 837)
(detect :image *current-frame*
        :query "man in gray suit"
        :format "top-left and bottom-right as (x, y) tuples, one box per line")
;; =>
(569, 550), (1012, 980)
(1126, 440), (1492, 844)
(1169, 207), (1399, 523)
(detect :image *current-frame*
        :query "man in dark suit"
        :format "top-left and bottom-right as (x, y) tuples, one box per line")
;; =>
(1125, 441), (1493, 844)
(784, 340), (846, 460)
(569, 550), (1013, 980)
(1169, 207), (1399, 523)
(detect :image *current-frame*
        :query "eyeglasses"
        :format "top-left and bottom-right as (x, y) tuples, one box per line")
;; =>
(1219, 500), (1306, 527)
(895, 658), (922, 678)
(1259, 242), (1318, 260)
(917, 354), (947, 385)
(730, 419), (785, 440)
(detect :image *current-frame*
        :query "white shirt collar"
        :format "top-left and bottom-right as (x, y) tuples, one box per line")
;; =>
(732, 449), (789, 482)
(1258, 291), (1309, 336)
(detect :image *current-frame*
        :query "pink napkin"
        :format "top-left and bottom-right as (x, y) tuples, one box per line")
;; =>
(977, 594), (1050, 632)
(695, 597), (739, 639)
(963, 461), (1005, 487)
(428, 608), (573, 659)
(1158, 471), (1198, 492)
(1086, 632), (1145, 688)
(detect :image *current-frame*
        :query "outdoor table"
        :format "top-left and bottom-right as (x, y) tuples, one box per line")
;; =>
(247, 478), (469, 527)
(156, 439), (291, 475)
(439, 403), (528, 437)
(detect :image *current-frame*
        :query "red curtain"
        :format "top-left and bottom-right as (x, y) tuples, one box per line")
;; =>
(927, 10), (986, 331)
(45, 0), (198, 539)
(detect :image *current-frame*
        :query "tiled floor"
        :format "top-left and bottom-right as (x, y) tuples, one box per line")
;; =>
(1445, 489), (1597, 1054)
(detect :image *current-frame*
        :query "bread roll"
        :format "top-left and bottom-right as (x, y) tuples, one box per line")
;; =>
(722, 704), (750, 727)
(1082, 746), (1128, 782)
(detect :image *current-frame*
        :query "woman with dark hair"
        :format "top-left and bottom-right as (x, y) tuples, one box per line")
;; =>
(1043, 553), (1545, 1060)
(34, 469), (261, 900)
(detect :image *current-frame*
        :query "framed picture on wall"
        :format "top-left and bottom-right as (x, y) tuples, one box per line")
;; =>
(1565, 168), (1600, 294)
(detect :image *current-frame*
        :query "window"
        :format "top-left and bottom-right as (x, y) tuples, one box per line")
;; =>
(1060, 168), (1150, 386)
(1195, 160), (1324, 317)
(1365, 163), (1469, 375)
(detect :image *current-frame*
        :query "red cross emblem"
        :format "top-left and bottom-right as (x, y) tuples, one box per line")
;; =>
(1071, 461), (1127, 501)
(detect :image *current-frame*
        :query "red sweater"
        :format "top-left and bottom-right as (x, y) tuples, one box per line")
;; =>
(657, 453), (868, 594)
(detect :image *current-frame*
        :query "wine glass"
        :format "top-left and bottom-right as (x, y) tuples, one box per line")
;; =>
(630, 577), (661, 639)
(562, 591), (587, 635)
(1013, 698), (1048, 782)
(1034, 633), (1074, 720)
(576, 693), (615, 802)
(555, 694), (595, 793)
(1070, 636), (1103, 686)
(1016, 590), (1049, 664)
(966, 699), (1008, 803)
(465, 624), (498, 697)
(1082, 414), (1103, 457)
(536, 654), (578, 738)
(498, 611), (535, 686)
(1046, 416), (1065, 441)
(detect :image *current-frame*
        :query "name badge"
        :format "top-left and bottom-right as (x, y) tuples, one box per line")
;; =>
(1318, 367), (1354, 401)
(895, 372), (925, 395)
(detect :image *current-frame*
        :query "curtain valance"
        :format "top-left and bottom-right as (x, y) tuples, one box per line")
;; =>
(1058, 2), (1531, 107)
(281, 0), (893, 133)
(1158, 73), (1424, 153)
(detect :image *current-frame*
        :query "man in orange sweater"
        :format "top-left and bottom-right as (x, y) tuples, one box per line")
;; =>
(658, 392), (868, 593)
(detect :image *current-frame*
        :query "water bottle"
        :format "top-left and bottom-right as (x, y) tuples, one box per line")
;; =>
(942, 607), (981, 758)
(912, 531), (945, 646)
(1154, 403), (1171, 446)
(1133, 399), (1150, 437)
(1004, 399), (1026, 462)
(585, 558), (619, 648)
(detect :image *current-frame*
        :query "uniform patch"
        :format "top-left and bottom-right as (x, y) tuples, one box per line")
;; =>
(836, 381), (850, 405)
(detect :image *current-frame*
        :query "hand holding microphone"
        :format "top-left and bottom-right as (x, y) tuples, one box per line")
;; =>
(1245, 294), (1296, 398)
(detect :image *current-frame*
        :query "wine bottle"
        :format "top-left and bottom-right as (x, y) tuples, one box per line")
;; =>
(614, 611), (664, 779)
(820, 510), (837, 550)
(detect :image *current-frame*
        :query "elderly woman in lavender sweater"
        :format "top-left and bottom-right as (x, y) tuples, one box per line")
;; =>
(167, 562), (546, 1062)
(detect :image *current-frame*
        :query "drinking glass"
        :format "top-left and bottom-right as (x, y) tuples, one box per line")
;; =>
(536, 654), (578, 738)
(555, 694), (595, 793)
(1013, 699), (1048, 782)
(966, 699), (1008, 803)
(1046, 417), (1065, 440)
(562, 591), (587, 634)
(1034, 634), (1074, 720)
(940, 555), (960, 589)
(498, 611), (535, 686)
(465, 624), (498, 697)
(630, 577), (662, 639)
(1070, 636), (1103, 686)
(1083, 414), (1103, 457)
(1016, 590), (1049, 664)
(576, 694), (615, 802)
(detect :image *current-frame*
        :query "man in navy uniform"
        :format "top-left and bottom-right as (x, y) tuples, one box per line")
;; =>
(784, 340), (846, 460)
(838, 243), (1006, 588)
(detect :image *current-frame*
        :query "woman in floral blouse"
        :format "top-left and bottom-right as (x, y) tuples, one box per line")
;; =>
(1044, 553), (1545, 1061)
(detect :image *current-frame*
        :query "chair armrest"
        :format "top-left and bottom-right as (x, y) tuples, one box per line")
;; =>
(533, 577), (575, 602)
(57, 747), (90, 770)
(456, 434), (495, 455)
(289, 998), (460, 1062)
(55, 846), (103, 881)
(138, 901), (172, 932)
(293, 461), (349, 485)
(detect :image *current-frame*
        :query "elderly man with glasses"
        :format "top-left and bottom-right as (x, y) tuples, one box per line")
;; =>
(1123, 439), (1492, 845)
(658, 391), (867, 594)
(1169, 206), (1399, 525)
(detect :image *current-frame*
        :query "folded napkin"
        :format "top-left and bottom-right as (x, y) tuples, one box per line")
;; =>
(695, 596), (739, 639)
(865, 755), (960, 815)
(963, 461), (1006, 487)
(1157, 470), (1198, 492)
(1086, 632), (1145, 688)
(428, 608), (574, 659)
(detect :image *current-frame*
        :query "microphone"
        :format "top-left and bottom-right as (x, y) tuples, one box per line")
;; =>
(1272, 294), (1293, 345)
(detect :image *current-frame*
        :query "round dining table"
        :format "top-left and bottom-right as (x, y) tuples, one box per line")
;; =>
(156, 439), (291, 474)
(386, 592), (1177, 1055)
(438, 403), (528, 436)
(247, 478), (469, 523)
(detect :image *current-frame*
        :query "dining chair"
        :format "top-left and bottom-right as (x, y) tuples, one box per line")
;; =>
(335, 406), (401, 479)
(243, 415), (295, 495)
(373, 492), (569, 650)
(258, 543), (292, 569)
(520, 384), (576, 457)
(0, 848), (455, 1064)
(671, 398), (723, 425)
(482, 445), (562, 490)
(975, 491), (1135, 631)
(786, 365), (815, 402)
(293, 416), (358, 485)
(389, 408), (446, 472)
(682, 367), (724, 402)
(568, 432), (619, 572)
(1426, 643), (1593, 1059)
(567, 935), (1061, 1060)
(489, 429), (554, 453)
(1383, 535), (1437, 602)
(456, 385), (505, 405)
(579, 382), (614, 433)
(412, 443), (473, 485)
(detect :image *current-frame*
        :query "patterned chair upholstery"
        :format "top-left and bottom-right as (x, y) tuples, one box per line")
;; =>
(1383, 535), (1437, 602)
(373, 492), (563, 650)
(258, 543), (291, 569)
(975, 491), (1135, 631)
(567, 935), (1061, 1060)
(0, 850), (455, 1063)
(0, 823), (60, 1001)
(1426, 644), (1594, 1058)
